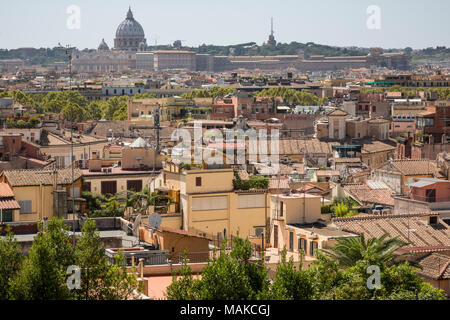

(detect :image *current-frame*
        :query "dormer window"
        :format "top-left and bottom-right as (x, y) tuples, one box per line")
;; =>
(429, 216), (438, 225)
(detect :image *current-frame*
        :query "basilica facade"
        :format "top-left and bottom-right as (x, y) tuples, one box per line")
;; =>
(72, 7), (147, 73)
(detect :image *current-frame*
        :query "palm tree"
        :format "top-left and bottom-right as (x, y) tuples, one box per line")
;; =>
(322, 233), (416, 268)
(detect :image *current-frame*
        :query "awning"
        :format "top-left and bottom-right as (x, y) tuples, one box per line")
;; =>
(0, 199), (21, 210)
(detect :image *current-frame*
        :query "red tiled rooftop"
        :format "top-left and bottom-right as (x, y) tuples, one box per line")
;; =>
(0, 183), (15, 197)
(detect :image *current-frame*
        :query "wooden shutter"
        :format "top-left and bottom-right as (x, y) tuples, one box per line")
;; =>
(127, 180), (143, 192)
(101, 181), (117, 195)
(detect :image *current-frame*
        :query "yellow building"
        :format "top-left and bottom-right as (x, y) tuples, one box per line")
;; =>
(0, 168), (84, 222)
(151, 162), (269, 240)
(128, 97), (212, 122)
(269, 193), (357, 259)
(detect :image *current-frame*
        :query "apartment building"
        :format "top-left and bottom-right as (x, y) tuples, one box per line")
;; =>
(151, 161), (269, 240)
(0, 168), (84, 222)
(269, 193), (357, 259)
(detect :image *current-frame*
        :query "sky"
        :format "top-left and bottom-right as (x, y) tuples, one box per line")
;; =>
(0, 0), (449, 50)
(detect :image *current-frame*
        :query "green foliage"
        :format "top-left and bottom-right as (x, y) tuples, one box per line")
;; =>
(254, 87), (320, 106)
(166, 255), (202, 300)
(165, 233), (447, 301)
(270, 248), (314, 300)
(167, 236), (270, 300)
(87, 102), (103, 120)
(333, 202), (350, 217)
(61, 103), (89, 122)
(321, 204), (332, 214)
(2, 217), (140, 300)
(233, 171), (269, 190)
(322, 233), (412, 269)
(9, 218), (75, 300)
(0, 227), (24, 300)
(182, 87), (236, 99)
(74, 219), (139, 300)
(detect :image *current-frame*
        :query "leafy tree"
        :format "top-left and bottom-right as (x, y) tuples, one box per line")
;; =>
(167, 236), (269, 300)
(269, 248), (314, 300)
(61, 103), (89, 123)
(0, 227), (24, 300)
(322, 233), (412, 269)
(74, 219), (139, 300)
(166, 255), (202, 300)
(9, 218), (75, 300)
(87, 102), (103, 120)
(102, 96), (127, 120)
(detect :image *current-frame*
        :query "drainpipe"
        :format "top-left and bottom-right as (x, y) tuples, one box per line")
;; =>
(40, 182), (43, 221)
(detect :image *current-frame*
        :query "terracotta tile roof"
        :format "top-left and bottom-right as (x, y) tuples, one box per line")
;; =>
(343, 184), (395, 206)
(378, 160), (441, 176)
(157, 226), (210, 239)
(0, 183), (15, 197)
(386, 92), (403, 98)
(248, 139), (338, 156)
(361, 141), (396, 153)
(2, 168), (83, 187)
(269, 178), (290, 190)
(415, 253), (450, 280)
(333, 157), (362, 163)
(297, 183), (327, 192)
(279, 163), (305, 175)
(0, 199), (20, 210)
(316, 170), (340, 177)
(332, 213), (450, 249)
(327, 109), (349, 117)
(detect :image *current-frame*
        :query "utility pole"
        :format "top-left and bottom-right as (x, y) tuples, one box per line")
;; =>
(66, 45), (76, 246)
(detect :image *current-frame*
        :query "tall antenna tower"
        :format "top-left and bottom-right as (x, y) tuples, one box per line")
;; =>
(271, 17), (274, 37)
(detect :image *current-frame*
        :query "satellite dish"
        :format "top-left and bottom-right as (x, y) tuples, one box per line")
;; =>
(148, 212), (162, 229)
(132, 214), (142, 237)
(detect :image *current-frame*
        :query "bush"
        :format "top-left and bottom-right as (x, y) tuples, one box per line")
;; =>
(321, 204), (332, 214)
(233, 172), (269, 190)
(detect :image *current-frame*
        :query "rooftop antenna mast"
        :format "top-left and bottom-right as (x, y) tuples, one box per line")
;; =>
(271, 17), (274, 37)
(65, 45), (76, 246)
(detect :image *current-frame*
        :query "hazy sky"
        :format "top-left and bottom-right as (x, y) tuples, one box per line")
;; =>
(0, 0), (449, 50)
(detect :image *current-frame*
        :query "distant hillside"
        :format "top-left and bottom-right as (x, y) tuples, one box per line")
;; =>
(410, 46), (450, 63)
(1, 43), (448, 66)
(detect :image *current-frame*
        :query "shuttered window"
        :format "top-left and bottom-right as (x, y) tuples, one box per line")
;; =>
(70, 187), (81, 198)
(82, 182), (91, 192)
(310, 241), (318, 256)
(127, 180), (143, 192)
(101, 181), (117, 195)
(192, 196), (228, 211)
(289, 232), (294, 251)
(238, 194), (266, 209)
(298, 238), (307, 253)
(18, 200), (32, 214)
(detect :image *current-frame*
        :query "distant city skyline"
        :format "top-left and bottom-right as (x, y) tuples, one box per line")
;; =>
(0, 0), (449, 50)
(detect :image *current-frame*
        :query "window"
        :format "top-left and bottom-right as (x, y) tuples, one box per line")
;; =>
(18, 200), (32, 214)
(298, 238), (307, 253)
(238, 194), (265, 209)
(127, 180), (143, 192)
(70, 187), (81, 198)
(82, 182), (91, 192)
(280, 201), (284, 217)
(0, 210), (13, 222)
(289, 232), (294, 251)
(196, 177), (202, 187)
(101, 181), (117, 195)
(192, 196), (228, 211)
(310, 241), (318, 256)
